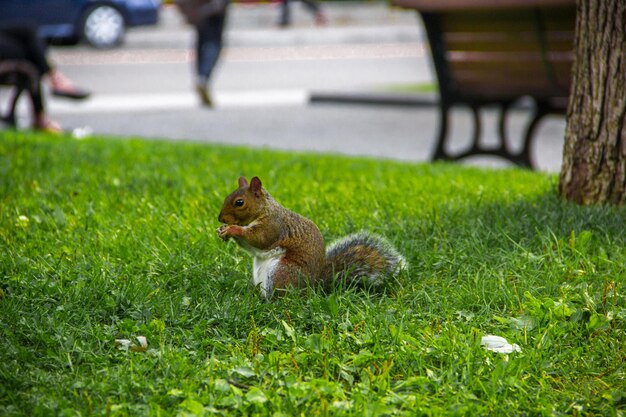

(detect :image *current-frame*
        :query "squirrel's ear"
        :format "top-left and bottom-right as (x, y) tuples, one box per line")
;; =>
(250, 176), (262, 197)
(238, 176), (248, 188)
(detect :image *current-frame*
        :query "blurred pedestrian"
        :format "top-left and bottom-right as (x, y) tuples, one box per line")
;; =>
(0, 24), (90, 132)
(175, 0), (229, 107)
(277, 0), (327, 28)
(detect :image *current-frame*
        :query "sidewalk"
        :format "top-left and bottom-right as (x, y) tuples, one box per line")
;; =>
(154, 2), (425, 47)
(117, 3), (424, 51)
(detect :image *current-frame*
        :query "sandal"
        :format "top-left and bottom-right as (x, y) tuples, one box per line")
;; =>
(52, 87), (90, 100)
(49, 71), (91, 100)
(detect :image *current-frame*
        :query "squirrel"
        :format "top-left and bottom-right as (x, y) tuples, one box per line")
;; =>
(217, 176), (406, 299)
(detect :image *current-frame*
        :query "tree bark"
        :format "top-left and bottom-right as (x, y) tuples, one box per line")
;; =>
(559, 1), (626, 205)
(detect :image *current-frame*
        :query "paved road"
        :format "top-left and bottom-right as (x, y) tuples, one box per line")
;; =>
(44, 3), (565, 171)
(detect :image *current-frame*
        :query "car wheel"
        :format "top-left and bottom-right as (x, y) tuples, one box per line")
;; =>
(81, 5), (125, 48)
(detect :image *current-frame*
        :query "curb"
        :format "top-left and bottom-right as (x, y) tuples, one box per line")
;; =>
(309, 91), (437, 107)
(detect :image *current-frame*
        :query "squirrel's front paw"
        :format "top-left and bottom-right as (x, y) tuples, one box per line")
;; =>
(217, 224), (244, 241)
(217, 225), (231, 241)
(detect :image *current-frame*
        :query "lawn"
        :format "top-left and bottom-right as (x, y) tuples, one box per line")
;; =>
(1, 132), (625, 416)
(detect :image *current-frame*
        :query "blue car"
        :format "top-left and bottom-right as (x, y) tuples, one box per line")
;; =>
(0, 0), (161, 48)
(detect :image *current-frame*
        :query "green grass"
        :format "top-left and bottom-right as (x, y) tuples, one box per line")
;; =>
(1, 132), (625, 416)
(379, 83), (438, 94)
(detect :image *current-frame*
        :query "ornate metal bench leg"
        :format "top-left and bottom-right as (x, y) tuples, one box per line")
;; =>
(1, 61), (39, 129)
(469, 104), (482, 153)
(519, 100), (551, 169)
(6, 87), (24, 127)
(433, 103), (483, 162)
(497, 101), (512, 155)
(495, 100), (538, 168)
(432, 103), (450, 161)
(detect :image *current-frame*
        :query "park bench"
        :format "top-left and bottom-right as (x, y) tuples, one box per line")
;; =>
(0, 59), (39, 128)
(391, 0), (576, 169)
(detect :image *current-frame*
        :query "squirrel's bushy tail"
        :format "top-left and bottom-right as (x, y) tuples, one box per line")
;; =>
(324, 232), (407, 286)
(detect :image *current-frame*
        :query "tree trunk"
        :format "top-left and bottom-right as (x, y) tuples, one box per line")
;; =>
(559, 1), (626, 205)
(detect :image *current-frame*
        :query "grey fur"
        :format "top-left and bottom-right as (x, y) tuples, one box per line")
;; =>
(325, 231), (407, 285)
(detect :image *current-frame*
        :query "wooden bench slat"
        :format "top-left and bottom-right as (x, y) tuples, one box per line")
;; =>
(452, 77), (566, 97)
(444, 36), (574, 52)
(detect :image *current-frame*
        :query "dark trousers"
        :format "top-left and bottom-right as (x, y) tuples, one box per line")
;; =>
(0, 24), (49, 113)
(279, 0), (321, 26)
(195, 12), (227, 83)
(0, 24), (50, 75)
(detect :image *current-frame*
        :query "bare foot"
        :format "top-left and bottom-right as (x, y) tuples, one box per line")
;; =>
(34, 114), (62, 133)
(315, 12), (328, 26)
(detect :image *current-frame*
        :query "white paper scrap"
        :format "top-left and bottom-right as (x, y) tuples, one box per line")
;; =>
(481, 335), (521, 354)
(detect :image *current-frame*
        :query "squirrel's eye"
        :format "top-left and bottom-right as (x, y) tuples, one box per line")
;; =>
(234, 199), (245, 207)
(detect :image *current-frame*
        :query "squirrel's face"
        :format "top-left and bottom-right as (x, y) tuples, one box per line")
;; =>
(218, 176), (264, 226)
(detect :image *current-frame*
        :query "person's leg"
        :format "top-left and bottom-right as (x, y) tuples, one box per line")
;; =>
(299, 0), (327, 25)
(300, 0), (319, 14)
(25, 74), (61, 132)
(0, 25), (51, 75)
(195, 13), (227, 106)
(278, 0), (291, 27)
(32, 93), (61, 132)
(0, 35), (27, 62)
(0, 30), (60, 132)
(0, 25), (89, 99)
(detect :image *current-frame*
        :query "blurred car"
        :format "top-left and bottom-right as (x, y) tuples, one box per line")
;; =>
(0, 0), (162, 48)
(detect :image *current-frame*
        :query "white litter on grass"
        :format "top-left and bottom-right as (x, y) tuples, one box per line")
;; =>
(135, 336), (148, 350)
(72, 126), (93, 139)
(115, 339), (132, 350)
(115, 336), (148, 352)
(481, 335), (521, 354)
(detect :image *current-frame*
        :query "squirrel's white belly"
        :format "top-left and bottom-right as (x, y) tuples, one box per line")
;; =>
(251, 247), (286, 298)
